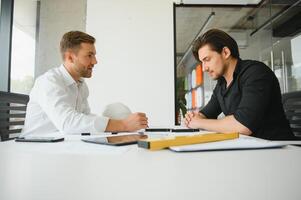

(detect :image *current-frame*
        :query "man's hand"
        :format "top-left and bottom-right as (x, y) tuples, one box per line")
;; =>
(184, 112), (252, 135)
(184, 111), (203, 129)
(122, 112), (148, 132)
(184, 111), (194, 127)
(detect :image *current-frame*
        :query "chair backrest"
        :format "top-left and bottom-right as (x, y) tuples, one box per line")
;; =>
(0, 91), (29, 141)
(282, 91), (301, 137)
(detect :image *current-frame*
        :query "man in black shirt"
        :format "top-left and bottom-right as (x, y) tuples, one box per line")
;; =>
(184, 29), (296, 140)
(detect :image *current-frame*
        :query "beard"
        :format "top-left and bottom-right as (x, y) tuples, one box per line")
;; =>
(211, 63), (227, 80)
(74, 64), (93, 78)
(212, 76), (220, 80)
(80, 68), (92, 78)
(209, 71), (222, 80)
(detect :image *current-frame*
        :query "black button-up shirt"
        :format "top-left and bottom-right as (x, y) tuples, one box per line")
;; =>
(200, 59), (296, 140)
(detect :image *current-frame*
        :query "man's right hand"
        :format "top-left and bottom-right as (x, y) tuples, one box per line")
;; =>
(122, 112), (148, 132)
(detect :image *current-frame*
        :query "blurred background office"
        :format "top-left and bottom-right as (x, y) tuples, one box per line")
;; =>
(1, 0), (300, 127)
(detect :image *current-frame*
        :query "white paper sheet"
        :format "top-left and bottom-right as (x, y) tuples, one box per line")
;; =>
(169, 135), (286, 152)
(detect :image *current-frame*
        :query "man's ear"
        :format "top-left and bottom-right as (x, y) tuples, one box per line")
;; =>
(222, 47), (231, 59)
(64, 50), (75, 64)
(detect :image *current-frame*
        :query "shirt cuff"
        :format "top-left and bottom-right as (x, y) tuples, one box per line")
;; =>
(91, 115), (109, 134)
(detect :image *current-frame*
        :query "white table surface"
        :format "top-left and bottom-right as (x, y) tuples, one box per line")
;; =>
(1, 134), (301, 200)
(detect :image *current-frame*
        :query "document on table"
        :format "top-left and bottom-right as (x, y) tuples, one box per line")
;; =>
(169, 135), (286, 152)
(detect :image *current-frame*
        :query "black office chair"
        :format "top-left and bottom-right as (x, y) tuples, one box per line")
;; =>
(282, 91), (301, 138)
(0, 91), (29, 141)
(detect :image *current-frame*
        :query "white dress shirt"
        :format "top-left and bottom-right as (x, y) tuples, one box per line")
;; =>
(21, 65), (109, 136)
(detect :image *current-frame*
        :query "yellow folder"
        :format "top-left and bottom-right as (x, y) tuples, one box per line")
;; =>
(138, 132), (239, 150)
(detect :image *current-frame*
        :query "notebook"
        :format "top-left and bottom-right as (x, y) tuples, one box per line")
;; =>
(169, 135), (286, 152)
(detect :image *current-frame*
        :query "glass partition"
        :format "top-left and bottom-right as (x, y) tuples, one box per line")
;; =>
(174, 0), (301, 124)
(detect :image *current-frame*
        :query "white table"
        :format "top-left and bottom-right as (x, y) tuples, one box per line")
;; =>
(1, 134), (301, 200)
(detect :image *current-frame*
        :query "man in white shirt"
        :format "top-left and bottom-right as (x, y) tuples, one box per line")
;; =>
(21, 31), (148, 136)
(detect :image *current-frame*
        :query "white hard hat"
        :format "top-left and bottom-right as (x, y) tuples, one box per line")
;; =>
(102, 102), (132, 120)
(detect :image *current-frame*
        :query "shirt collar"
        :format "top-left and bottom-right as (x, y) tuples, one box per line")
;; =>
(233, 58), (242, 77)
(59, 64), (84, 86)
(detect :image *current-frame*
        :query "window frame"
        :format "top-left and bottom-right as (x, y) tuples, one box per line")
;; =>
(0, 0), (14, 92)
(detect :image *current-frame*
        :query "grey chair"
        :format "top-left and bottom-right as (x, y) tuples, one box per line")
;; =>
(282, 91), (301, 138)
(0, 91), (29, 141)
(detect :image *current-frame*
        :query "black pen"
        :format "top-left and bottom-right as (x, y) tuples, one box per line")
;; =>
(171, 128), (200, 132)
(145, 128), (171, 132)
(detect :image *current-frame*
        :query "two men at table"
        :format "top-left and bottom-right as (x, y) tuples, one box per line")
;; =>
(22, 29), (295, 140)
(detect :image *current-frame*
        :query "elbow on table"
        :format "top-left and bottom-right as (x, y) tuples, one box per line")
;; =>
(238, 126), (252, 136)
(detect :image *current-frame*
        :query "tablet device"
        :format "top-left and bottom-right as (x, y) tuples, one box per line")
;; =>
(15, 136), (64, 143)
(82, 134), (148, 146)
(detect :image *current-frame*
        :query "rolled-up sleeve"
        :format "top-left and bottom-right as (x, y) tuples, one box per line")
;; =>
(233, 66), (273, 133)
(37, 77), (109, 134)
(200, 87), (222, 119)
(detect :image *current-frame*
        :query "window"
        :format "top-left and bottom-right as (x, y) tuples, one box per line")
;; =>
(269, 0), (301, 93)
(0, 0), (13, 92)
(290, 33), (301, 91)
(10, 0), (39, 94)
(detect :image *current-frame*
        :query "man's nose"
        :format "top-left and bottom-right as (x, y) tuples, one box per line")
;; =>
(93, 57), (98, 65)
(203, 65), (209, 71)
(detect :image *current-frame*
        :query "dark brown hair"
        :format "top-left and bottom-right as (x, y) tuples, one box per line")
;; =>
(192, 29), (240, 61)
(60, 31), (95, 59)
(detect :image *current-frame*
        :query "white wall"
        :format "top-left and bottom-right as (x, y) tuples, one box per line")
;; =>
(86, 0), (175, 127)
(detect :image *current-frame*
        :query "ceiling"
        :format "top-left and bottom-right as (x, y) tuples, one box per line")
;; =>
(175, 0), (297, 63)
(180, 0), (262, 5)
(176, 6), (256, 54)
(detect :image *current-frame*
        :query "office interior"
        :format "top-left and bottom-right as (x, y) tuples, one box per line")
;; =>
(1, 0), (301, 200)
(1, 0), (301, 128)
